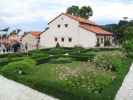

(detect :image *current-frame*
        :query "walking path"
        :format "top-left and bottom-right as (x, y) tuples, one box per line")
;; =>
(115, 63), (133, 100)
(0, 76), (58, 100)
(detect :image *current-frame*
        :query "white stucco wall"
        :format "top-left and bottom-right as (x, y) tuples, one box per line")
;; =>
(40, 14), (97, 48)
(22, 34), (38, 50)
(78, 28), (97, 48)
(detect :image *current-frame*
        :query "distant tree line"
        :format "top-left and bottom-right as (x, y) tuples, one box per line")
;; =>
(102, 19), (133, 44)
(102, 19), (133, 57)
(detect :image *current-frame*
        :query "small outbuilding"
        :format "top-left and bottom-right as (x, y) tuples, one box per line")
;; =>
(21, 32), (41, 50)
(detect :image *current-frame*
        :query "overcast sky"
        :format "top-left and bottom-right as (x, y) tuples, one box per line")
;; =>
(0, 0), (133, 31)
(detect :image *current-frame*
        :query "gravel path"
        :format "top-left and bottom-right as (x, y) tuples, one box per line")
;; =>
(0, 76), (58, 100)
(115, 63), (133, 100)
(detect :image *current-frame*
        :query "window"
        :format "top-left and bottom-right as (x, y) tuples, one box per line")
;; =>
(65, 24), (68, 28)
(55, 37), (58, 42)
(108, 37), (110, 40)
(57, 24), (61, 28)
(68, 38), (72, 42)
(61, 37), (64, 42)
(97, 38), (100, 47)
(97, 38), (100, 43)
(101, 38), (103, 43)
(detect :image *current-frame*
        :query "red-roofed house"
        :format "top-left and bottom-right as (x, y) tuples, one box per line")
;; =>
(40, 13), (113, 48)
(22, 32), (41, 50)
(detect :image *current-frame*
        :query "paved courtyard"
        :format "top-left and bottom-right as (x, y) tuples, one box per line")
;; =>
(0, 76), (58, 100)
(115, 63), (133, 100)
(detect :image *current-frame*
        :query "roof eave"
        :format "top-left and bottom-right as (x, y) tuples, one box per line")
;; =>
(96, 34), (112, 36)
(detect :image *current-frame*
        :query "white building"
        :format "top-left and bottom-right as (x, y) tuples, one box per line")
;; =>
(40, 13), (113, 48)
(21, 32), (41, 51)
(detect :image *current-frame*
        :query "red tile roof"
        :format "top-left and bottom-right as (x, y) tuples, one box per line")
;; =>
(48, 13), (112, 36)
(31, 32), (42, 37)
(22, 32), (42, 39)
(64, 13), (97, 26)
(48, 13), (97, 26)
(80, 23), (112, 36)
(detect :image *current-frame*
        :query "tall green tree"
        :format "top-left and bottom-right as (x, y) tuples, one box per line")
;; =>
(79, 6), (93, 19)
(66, 5), (93, 19)
(66, 6), (79, 16)
(103, 20), (132, 44)
(123, 26), (133, 42)
(122, 26), (133, 57)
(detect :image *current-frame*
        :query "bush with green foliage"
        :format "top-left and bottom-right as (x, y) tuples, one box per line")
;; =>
(1, 58), (36, 80)
(46, 48), (66, 55)
(49, 57), (72, 64)
(0, 58), (9, 67)
(95, 51), (124, 71)
(70, 52), (95, 62)
(122, 26), (133, 58)
(56, 42), (60, 48)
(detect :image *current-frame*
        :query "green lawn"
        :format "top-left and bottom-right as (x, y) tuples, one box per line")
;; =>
(0, 48), (131, 100)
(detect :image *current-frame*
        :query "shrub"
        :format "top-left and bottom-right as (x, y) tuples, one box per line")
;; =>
(0, 54), (9, 58)
(123, 40), (133, 58)
(49, 57), (72, 64)
(95, 52), (124, 71)
(8, 53), (28, 58)
(46, 48), (66, 55)
(70, 53), (95, 62)
(32, 52), (48, 59)
(56, 42), (60, 48)
(10, 57), (28, 62)
(1, 58), (36, 79)
(35, 56), (51, 64)
(0, 58), (9, 67)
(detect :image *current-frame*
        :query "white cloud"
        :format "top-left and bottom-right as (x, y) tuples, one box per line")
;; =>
(0, 0), (133, 30)
(91, 2), (133, 23)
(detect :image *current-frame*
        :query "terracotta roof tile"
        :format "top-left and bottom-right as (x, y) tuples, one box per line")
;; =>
(80, 23), (112, 36)
(48, 13), (97, 26)
(31, 32), (42, 37)
(22, 32), (42, 39)
(64, 13), (97, 26)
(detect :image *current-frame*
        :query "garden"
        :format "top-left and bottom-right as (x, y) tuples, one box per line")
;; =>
(0, 47), (132, 100)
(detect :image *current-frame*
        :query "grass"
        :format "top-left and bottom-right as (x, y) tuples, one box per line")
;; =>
(0, 48), (131, 100)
